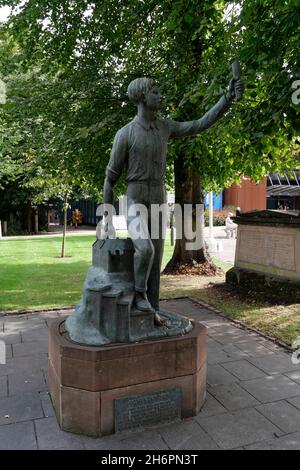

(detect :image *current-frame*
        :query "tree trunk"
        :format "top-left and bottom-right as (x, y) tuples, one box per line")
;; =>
(34, 209), (39, 234)
(47, 208), (51, 232)
(25, 201), (32, 233)
(164, 152), (213, 274)
(61, 196), (68, 258)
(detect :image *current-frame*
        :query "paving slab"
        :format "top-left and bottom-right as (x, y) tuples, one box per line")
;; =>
(207, 347), (249, 365)
(247, 353), (300, 375)
(207, 364), (238, 386)
(0, 421), (37, 450)
(8, 370), (47, 396)
(83, 428), (169, 451)
(287, 396), (300, 410)
(211, 330), (258, 346)
(0, 354), (48, 376)
(256, 400), (300, 434)
(0, 376), (7, 397)
(35, 416), (85, 450)
(194, 392), (227, 418)
(38, 391), (55, 418)
(198, 408), (281, 449)
(284, 370), (300, 384)
(240, 374), (300, 403)
(207, 382), (260, 411)
(12, 340), (47, 357)
(0, 332), (21, 344)
(245, 432), (300, 450)
(0, 392), (44, 425)
(221, 360), (266, 381)
(234, 341), (275, 357)
(158, 419), (219, 450)
(21, 327), (48, 343)
(1, 299), (300, 450)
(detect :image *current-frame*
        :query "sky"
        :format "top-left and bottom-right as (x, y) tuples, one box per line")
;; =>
(0, 6), (11, 23)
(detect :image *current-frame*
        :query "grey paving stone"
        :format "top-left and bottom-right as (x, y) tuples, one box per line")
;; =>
(158, 419), (219, 450)
(35, 416), (85, 449)
(0, 421), (37, 450)
(8, 370), (47, 396)
(3, 344), (12, 360)
(198, 408), (281, 449)
(23, 316), (47, 326)
(287, 396), (300, 410)
(222, 360), (266, 381)
(240, 374), (300, 403)
(207, 348), (234, 365)
(195, 392), (227, 418)
(222, 344), (250, 358)
(201, 318), (230, 328)
(256, 339), (283, 352)
(247, 353), (300, 375)
(39, 391), (55, 418)
(0, 332), (21, 344)
(83, 428), (169, 450)
(0, 392), (44, 424)
(207, 346), (249, 365)
(256, 400), (300, 434)
(245, 432), (300, 450)
(207, 382), (260, 411)
(234, 341), (275, 357)
(3, 318), (30, 334)
(211, 331), (257, 345)
(21, 328), (48, 343)
(12, 340), (48, 357)
(207, 364), (238, 386)
(284, 370), (300, 384)
(0, 376), (7, 397)
(207, 337), (223, 348)
(40, 311), (60, 320)
(0, 354), (48, 376)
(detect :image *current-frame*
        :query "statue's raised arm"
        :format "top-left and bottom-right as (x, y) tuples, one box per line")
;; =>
(168, 60), (244, 139)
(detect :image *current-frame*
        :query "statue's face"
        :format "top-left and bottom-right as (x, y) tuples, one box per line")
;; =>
(144, 85), (163, 111)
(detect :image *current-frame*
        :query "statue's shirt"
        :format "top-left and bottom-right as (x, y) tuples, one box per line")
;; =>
(106, 95), (230, 184)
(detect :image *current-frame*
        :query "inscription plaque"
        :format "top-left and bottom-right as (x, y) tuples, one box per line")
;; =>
(115, 387), (182, 432)
(238, 230), (296, 272)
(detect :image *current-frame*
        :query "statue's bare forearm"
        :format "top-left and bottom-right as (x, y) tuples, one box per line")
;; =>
(103, 177), (115, 205)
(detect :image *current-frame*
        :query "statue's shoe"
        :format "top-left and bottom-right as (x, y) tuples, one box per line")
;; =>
(154, 311), (168, 326)
(135, 297), (153, 311)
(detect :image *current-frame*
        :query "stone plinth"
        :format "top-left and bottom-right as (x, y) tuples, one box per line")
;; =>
(227, 210), (300, 286)
(48, 318), (207, 437)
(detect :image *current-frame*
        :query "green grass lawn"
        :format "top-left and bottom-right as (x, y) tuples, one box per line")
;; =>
(0, 233), (175, 311)
(1, 233), (299, 346)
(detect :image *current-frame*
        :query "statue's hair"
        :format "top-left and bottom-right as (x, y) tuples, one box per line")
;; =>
(127, 77), (156, 104)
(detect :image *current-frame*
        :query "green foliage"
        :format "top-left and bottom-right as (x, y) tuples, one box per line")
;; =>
(0, 0), (299, 207)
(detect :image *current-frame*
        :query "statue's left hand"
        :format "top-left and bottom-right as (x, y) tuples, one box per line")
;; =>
(227, 77), (244, 101)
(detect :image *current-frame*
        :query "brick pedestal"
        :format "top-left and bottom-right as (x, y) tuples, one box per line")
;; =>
(48, 318), (207, 436)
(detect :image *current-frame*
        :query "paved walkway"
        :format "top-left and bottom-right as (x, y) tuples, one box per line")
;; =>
(1, 298), (300, 450)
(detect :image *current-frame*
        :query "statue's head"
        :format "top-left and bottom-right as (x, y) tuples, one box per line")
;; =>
(127, 77), (163, 111)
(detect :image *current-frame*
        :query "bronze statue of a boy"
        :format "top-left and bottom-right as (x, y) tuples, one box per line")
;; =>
(102, 74), (243, 324)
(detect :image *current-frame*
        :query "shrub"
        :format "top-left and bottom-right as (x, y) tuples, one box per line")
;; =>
(204, 208), (236, 227)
